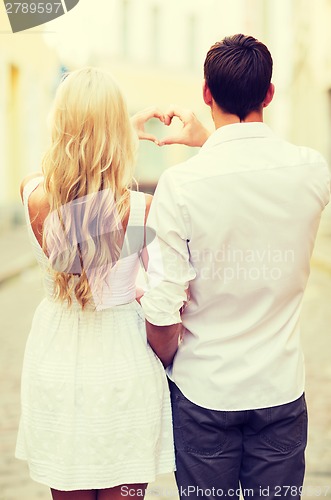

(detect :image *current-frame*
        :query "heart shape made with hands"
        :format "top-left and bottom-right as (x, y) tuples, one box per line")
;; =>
(132, 109), (186, 146)
(131, 107), (209, 148)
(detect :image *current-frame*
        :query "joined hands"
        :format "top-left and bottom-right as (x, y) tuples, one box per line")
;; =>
(131, 106), (211, 148)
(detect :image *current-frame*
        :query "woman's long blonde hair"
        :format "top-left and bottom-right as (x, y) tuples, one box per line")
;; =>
(42, 67), (137, 309)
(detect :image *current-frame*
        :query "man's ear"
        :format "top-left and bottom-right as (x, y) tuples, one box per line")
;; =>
(263, 83), (275, 108)
(203, 80), (213, 107)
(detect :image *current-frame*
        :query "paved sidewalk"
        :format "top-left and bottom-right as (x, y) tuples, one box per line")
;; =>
(0, 224), (35, 286)
(0, 206), (330, 499)
(1, 255), (330, 499)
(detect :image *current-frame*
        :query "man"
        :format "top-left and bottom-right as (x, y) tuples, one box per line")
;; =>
(140, 34), (330, 499)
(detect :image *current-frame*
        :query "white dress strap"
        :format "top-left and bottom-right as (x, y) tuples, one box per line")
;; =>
(121, 191), (146, 257)
(128, 190), (146, 227)
(22, 176), (43, 206)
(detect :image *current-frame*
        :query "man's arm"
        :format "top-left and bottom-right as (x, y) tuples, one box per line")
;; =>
(140, 172), (196, 366)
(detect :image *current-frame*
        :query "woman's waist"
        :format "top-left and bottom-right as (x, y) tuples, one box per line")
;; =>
(42, 275), (137, 310)
(44, 295), (138, 310)
(40, 296), (143, 317)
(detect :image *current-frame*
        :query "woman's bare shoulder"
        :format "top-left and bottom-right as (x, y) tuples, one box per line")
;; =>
(19, 172), (43, 202)
(21, 175), (48, 226)
(25, 181), (49, 247)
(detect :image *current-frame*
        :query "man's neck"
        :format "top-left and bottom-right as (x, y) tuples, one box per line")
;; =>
(213, 108), (263, 130)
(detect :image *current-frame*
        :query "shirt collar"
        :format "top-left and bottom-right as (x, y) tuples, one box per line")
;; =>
(201, 122), (277, 151)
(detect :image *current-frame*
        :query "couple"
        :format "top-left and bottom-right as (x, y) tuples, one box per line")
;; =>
(16, 35), (330, 500)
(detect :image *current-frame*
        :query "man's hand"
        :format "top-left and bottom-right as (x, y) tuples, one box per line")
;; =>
(135, 287), (144, 304)
(146, 321), (182, 368)
(159, 106), (211, 147)
(131, 107), (165, 144)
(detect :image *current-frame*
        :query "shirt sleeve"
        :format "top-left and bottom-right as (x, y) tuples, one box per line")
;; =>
(140, 169), (196, 326)
(317, 154), (331, 207)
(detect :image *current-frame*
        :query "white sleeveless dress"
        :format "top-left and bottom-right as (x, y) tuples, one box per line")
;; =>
(15, 177), (175, 491)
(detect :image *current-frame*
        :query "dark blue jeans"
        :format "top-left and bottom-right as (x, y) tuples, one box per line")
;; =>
(169, 380), (307, 500)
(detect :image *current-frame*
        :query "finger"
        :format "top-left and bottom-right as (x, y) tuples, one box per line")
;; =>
(158, 135), (185, 146)
(142, 107), (165, 123)
(164, 106), (192, 125)
(139, 133), (160, 144)
(152, 109), (165, 123)
(164, 114), (173, 126)
(164, 108), (180, 126)
(131, 108), (165, 130)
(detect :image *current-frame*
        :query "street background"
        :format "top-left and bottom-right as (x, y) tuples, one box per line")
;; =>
(0, 207), (330, 500)
(0, 0), (331, 499)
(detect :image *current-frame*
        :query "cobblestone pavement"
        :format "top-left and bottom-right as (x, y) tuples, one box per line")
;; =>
(0, 235), (330, 499)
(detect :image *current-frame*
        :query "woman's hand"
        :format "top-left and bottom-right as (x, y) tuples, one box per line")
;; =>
(131, 107), (165, 144)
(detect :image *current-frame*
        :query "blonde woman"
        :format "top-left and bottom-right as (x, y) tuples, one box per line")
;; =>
(15, 68), (175, 500)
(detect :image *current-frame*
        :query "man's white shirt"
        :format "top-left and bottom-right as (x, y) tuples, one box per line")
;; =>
(141, 122), (330, 411)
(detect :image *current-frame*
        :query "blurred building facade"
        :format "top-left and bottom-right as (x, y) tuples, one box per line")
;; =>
(289, 0), (331, 159)
(51, 0), (257, 188)
(1, 0), (331, 210)
(47, 0), (331, 185)
(0, 7), (59, 223)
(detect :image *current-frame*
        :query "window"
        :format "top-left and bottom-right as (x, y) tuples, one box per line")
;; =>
(120, 0), (130, 59)
(7, 65), (21, 200)
(187, 14), (197, 71)
(151, 4), (161, 65)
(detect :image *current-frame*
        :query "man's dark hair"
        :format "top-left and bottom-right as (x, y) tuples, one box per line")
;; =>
(204, 34), (273, 121)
